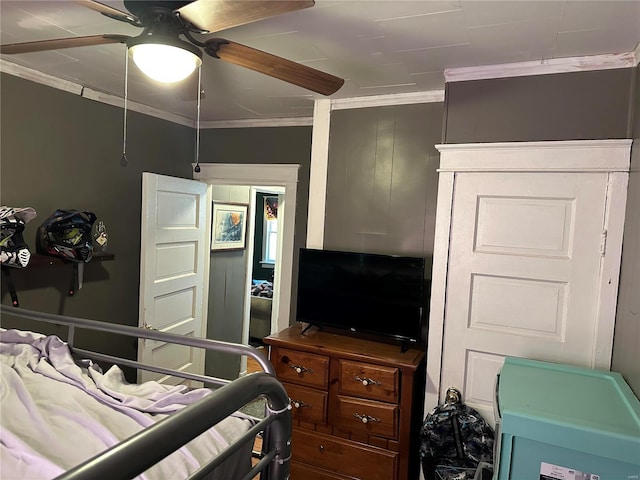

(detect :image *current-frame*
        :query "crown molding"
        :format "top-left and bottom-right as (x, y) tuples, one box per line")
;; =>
(199, 117), (313, 128)
(80, 87), (194, 127)
(1, 58), (83, 95)
(1, 59), (312, 129)
(445, 52), (637, 83)
(436, 139), (632, 173)
(331, 90), (445, 110)
(1, 59), (195, 127)
(4, 47), (635, 129)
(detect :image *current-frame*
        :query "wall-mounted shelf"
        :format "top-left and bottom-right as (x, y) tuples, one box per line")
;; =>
(28, 251), (114, 268)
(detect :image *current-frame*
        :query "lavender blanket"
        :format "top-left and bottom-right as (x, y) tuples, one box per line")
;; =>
(0, 329), (252, 479)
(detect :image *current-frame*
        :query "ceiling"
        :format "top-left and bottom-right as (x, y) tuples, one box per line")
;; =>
(1, 1), (639, 123)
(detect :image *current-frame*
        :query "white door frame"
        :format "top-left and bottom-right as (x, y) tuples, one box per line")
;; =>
(194, 163), (300, 336)
(425, 139), (632, 414)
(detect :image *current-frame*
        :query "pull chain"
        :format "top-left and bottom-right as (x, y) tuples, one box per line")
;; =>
(194, 64), (202, 173)
(121, 47), (129, 167)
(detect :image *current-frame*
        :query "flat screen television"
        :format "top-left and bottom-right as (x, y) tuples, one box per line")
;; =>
(296, 248), (427, 345)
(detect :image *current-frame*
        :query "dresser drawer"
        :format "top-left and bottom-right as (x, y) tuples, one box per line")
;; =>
(284, 382), (328, 424)
(339, 360), (399, 403)
(290, 461), (354, 480)
(292, 428), (397, 480)
(272, 348), (329, 389)
(336, 395), (398, 439)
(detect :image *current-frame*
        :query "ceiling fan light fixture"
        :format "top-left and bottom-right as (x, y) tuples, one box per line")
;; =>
(128, 38), (202, 83)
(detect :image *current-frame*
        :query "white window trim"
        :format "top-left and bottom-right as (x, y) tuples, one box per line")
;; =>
(261, 195), (279, 266)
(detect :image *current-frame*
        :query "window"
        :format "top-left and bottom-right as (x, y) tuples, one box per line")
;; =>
(262, 196), (278, 265)
(263, 216), (278, 264)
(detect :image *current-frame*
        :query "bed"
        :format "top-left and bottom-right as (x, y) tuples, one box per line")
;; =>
(0, 305), (291, 480)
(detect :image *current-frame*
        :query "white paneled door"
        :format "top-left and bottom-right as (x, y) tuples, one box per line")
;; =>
(427, 141), (631, 426)
(138, 173), (210, 385)
(442, 171), (609, 423)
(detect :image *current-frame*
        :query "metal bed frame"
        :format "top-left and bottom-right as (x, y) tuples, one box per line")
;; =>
(0, 305), (292, 480)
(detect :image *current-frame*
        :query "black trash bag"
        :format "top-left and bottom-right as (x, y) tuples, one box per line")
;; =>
(420, 388), (494, 480)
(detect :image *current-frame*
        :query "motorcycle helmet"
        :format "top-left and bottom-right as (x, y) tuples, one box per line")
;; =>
(36, 209), (97, 263)
(0, 206), (37, 268)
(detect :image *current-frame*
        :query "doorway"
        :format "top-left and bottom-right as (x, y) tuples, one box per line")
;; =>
(246, 187), (283, 347)
(194, 163), (300, 375)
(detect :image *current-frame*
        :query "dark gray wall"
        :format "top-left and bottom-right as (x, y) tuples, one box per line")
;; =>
(199, 126), (312, 327)
(322, 103), (443, 346)
(612, 65), (640, 397)
(444, 69), (634, 143)
(0, 73), (194, 373)
(1, 75), (312, 382)
(5, 66), (638, 393)
(324, 103), (444, 268)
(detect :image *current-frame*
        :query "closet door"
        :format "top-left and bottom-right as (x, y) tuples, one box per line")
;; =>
(441, 171), (607, 423)
(426, 140), (631, 426)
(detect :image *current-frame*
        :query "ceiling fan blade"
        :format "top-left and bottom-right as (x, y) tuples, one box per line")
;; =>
(177, 0), (314, 33)
(74, 0), (142, 27)
(204, 39), (344, 96)
(0, 35), (130, 55)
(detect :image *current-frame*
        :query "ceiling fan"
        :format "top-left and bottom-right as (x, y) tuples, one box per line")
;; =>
(0, 0), (345, 95)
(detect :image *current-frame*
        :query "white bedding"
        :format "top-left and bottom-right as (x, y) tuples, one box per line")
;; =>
(0, 329), (254, 480)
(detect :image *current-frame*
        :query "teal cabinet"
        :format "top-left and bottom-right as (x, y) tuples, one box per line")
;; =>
(495, 357), (640, 480)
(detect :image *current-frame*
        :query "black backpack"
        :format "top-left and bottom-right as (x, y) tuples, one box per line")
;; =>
(420, 388), (494, 480)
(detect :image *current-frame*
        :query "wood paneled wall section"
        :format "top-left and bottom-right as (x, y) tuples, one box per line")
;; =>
(206, 185), (251, 381)
(323, 103), (444, 269)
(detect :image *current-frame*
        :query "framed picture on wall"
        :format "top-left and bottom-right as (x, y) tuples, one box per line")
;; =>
(211, 202), (249, 251)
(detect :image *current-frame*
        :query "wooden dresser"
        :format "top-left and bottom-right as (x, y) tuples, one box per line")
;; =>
(264, 325), (426, 480)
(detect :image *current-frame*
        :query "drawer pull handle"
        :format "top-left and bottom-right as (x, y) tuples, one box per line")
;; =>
(290, 399), (310, 409)
(290, 364), (313, 374)
(352, 412), (380, 424)
(354, 375), (381, 387)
